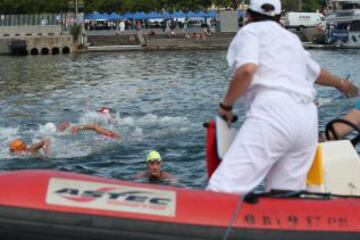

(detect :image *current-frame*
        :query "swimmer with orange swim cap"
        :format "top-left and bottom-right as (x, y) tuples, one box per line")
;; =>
(9, 138), (51, 156)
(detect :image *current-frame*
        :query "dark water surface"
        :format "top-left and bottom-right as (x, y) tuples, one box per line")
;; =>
(0, 49), (359, 189)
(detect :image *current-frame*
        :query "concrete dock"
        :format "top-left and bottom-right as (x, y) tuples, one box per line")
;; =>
(2, 26), (360, 55)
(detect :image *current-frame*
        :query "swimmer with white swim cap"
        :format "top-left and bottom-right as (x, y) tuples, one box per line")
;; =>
(44, 119), (120, 139)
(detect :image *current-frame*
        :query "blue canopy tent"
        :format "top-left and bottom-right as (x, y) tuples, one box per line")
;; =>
(121, 12), (135, 19)
(160, 11), (172, 19)
(133, 11), (147, 20)
(102, 13), (111, 20)
(196, 11), (208, 17)
(85, 13), (107, 20)
(108, 12), (122, 20)
(84, 10), (222, 22)
(84, 12), (109, 21)
(171, 11), (186, 18)
(145, 11), (162, 19)
(185, 11), (202, 18)
(84, 13), (94, 20)
(206, 10), (217, 18)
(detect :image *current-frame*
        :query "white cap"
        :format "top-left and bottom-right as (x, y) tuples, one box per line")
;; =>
(44, 122), (57, 134)
(249, 0), (282, 16)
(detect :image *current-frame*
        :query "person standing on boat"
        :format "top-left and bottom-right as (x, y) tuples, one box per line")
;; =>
(133, 150), (177, 183)
(207, 0), (358, 195)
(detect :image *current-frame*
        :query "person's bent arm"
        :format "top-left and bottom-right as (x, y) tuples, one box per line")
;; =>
(29, 138), (51, 155)
(315, 69), (358, 97)
(219, 63), (257, 125)
(70, 124), (120, 139)
(92, 124), (121, 139)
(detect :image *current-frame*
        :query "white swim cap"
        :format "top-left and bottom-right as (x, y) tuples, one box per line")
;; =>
(45, 122), (57, 134)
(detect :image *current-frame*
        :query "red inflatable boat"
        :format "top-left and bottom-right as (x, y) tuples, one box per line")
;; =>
(0, 169), (359, 240)
(0, 119), (359, 239)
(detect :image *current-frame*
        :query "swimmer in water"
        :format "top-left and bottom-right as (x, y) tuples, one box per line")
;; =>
(45, 121), (120, 139)
(68, 123), (120, 139)
(97, 106), (118, 124)
(98, 106), (112, 115)
(8, 138), (51, 157)
(133, 150), (177, 183)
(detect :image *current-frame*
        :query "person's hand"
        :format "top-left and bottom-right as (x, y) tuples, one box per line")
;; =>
(42, 138), (51, 156)
(101, 130), (120, 139)
(337, 79), (358, 97)
(218, 107), (234, 126)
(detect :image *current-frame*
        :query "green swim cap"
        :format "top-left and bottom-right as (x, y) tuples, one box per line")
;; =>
(146, 150), (162, 162)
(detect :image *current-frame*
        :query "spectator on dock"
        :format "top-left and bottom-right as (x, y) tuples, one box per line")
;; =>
(136, 21), (142, 31)
(120, 21), (125, 32)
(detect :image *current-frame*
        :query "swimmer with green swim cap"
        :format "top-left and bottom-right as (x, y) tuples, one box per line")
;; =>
(133, 150), (177, 183)
(146, 150), (162, 162)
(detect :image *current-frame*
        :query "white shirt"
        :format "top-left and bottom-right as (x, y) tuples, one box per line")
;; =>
(227, 21), (320, 104)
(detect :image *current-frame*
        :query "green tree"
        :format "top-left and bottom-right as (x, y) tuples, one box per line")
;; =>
(4, 0), (320, 14)
(0, 0), (68, 14)
(170, 0), (213, 12)
(282, 0), (323, 12)
(212, 0), (247, 9)
(302, 0), (323, 12)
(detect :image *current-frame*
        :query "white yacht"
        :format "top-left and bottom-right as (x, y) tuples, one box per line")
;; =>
(325, 0), (360, 47)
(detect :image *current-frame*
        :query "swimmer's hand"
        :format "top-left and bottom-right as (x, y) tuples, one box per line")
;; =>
(42, 138), (51, 156)
(29, 137), (51, 157)
(98, 129), (121, 139)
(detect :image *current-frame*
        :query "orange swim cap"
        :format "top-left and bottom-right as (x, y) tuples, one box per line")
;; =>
(9, 139), (27, 153)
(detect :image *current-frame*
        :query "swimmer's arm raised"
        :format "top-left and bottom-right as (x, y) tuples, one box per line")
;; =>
(70, 124), (121, 139)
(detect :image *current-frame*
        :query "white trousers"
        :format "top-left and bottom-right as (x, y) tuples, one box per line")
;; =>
(207, 91), (318, 194)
